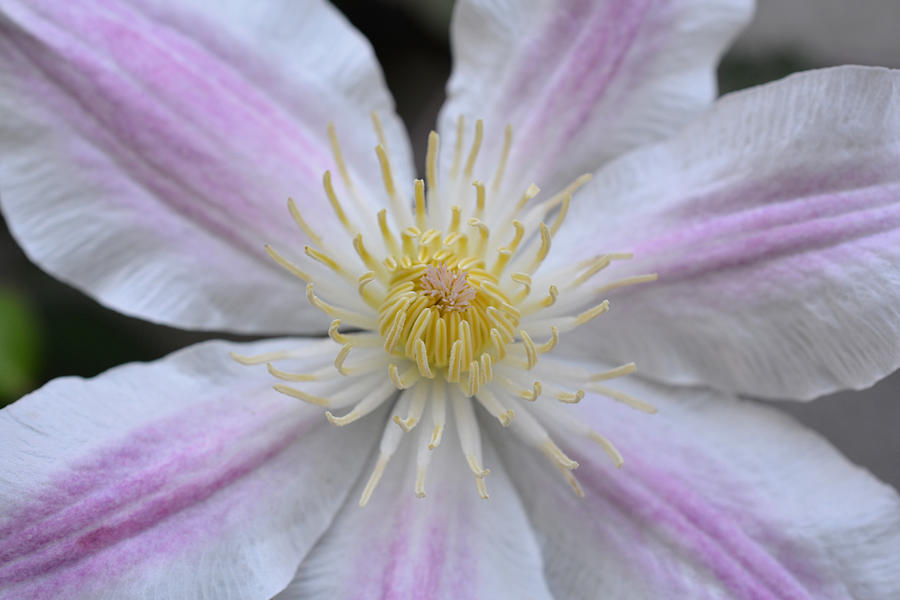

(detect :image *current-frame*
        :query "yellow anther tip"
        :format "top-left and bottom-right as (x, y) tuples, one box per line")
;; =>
(228, 352), (250, 364)
(325, 411), (347, 426)
(393, 415), (418, 432)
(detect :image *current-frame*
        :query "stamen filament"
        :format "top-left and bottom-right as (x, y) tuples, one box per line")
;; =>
(587, 383), (658, 414)
(475, 387), (514, 426)
(414, 179), (427, 231)
(307, 283), (378, 329)
(429, 380), (447, 450)
(464, 119), (483, 179)
(472, 181), (486, 220)
(450, 115), (465, 179)
(394, 384), (427, 432)
(264, 245), (311, 282)
(491, 124), (512, 192)
(591, 273), (659, 295)
(266, 363), (336, 382)
(376, 145), (412, 229)
(286, 198), (323, 247)
(273, 384), (331, 407)
(327, 380), (396, 427)
(322, 171), (355, 235)
(590, 362), (637, 382)
(327, 123), (355, 191)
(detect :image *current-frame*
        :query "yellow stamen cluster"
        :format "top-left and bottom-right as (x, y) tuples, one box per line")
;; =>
(377, 245), (515, 394)
(233, 113), (658, 506)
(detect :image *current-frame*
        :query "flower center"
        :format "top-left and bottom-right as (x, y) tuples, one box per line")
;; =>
(232, 114), (658, 506)
(378, 243), (517, 389)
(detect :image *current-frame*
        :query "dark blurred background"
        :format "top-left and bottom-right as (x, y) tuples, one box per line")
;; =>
(1, 0), (898, 489)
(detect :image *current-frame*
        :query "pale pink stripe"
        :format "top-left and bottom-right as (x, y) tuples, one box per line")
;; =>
(0, 397), (313, 598)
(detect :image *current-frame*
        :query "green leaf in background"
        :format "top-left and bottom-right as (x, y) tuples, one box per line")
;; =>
(0, 288), (42, 406)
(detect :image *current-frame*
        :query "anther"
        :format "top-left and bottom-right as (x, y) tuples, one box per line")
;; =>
(304, 245), (352, 281)
(389, 363), (420, 389)
(466, 455), (490, 479)
(588, 383), (658, 414)
(592, 274), (660, 295)
(334, 344), (353, 375)
(589, 431), (624, 468)
(273, 384), (331, 407)
(359, 454), (389, 507)
(475, 387), (514, 426)
(429, 382), (447, 450)
(264, 245), (312, 282)
(519, 330), (538, 370)
(414, 339), (434, 378)
(426, 131), (440, 207)
(286, 198), (323, 247)
(414, 179), (427, 230)
(541, 440), (579, 470)
(472, 181), (486, 219)
(573, 299), (611, 327)
(394, 386), (427, 432)
(548, 194), (571, 237)
(521, 223), (552, 275)
(327, 123), (355, 191)
(556, 389), (585, 403)
(536, 326), (559, 353)
(322, 171), (355, 234)
(229, 348), (302, 365)
(450, 115), (465, 178)
(266, 363), (320, 382)
(464, 119), (484, 179)
(448, 205), (462, 233)
(307, 283), (378, 329)
(590, 362), (637, 382)
(491, 124), (512, 191)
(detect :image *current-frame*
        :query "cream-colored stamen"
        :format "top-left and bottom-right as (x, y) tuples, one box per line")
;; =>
(234, 117), (657, 505)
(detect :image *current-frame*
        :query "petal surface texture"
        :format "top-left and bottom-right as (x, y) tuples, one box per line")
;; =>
(275, 435), (554, 600)
(0, 338), (381, 600)
(554, 66), (900, 399)
(494, 371), (900, 599)
(0, 0), (412, 334)
(439, 0), (753, 192)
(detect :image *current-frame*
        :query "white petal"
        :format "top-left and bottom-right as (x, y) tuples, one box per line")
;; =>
(438, 0), (753, 193)
(493, 370), (900, 599)
(0, 338), (382, 600)
(551, 65), (900, 399)
(0, 0), (411, 334)
(276, 430), (554, 600)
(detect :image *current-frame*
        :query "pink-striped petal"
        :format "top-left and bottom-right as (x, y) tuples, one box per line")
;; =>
(494, 370), (900, 599)
(0, 338), (382, 600)
(438, 0), (753, 194)
(0, 0), (411, 334)
(552, 65), (900, 399)
(275, 434), (553, 600)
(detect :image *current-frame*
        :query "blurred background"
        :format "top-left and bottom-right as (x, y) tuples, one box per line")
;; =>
(1, 0), (898, 488)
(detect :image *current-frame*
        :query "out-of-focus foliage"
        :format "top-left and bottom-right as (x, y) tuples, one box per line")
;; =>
(0, 289), (42, 406)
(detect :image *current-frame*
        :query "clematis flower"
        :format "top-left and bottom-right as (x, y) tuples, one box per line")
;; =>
(1, 0), (900, 598)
